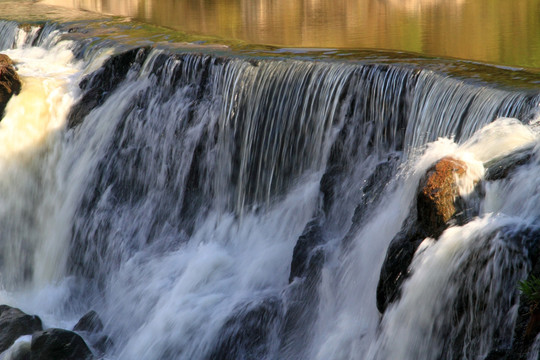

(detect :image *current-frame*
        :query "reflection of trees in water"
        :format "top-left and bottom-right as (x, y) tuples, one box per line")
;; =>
(42, 0), (540, 68)
(382, 0), (466, 13)
(42, 0), (139, 17)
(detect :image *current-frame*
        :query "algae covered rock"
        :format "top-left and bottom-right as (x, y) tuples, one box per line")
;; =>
(417, 156), (468, 237)
(0, 54), (21, 118)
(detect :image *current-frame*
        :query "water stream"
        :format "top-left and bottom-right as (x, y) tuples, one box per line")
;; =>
(0, 19), (538, 360)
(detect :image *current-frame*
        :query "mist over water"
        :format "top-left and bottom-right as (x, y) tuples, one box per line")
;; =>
(0, 17), (538, 360)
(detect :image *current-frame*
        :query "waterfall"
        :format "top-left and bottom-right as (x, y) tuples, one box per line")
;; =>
(0, 20), (538, 359)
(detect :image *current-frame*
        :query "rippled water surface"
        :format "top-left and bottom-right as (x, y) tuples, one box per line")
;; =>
(37, 0), (540, 68)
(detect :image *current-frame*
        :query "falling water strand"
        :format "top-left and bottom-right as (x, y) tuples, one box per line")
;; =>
(0, 23), (537, 360)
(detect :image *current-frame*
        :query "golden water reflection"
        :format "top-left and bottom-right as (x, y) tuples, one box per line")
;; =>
(41, 0), (540, 68)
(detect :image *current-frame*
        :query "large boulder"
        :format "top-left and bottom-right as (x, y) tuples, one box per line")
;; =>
(0, 305), (43, 353)
(377, 156), (481, 313)
(30, 328), (93, 360)
(0, 54), (21, 118)
(417, 156), (469, 237)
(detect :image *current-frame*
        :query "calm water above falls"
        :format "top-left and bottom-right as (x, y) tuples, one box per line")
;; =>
(41, 0), (540, 68)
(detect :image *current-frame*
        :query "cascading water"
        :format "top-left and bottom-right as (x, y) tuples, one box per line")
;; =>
(0, 20), (538, 360)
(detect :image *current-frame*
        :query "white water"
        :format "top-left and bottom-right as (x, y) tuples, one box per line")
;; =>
(0, 23), (538, 360)
(309, 119), (537, 360)
(0, 30), (84, 328)
(364, 120), (539, 360)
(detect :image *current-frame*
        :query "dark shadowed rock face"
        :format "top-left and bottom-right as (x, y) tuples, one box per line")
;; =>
(376, 215), (426, 313)
(289, 219), (324, 283)
(0, 54), (22, 119)
(73, 311), (103, 334)
(484, 145), (535, 181)
(30, 328), (94, 360)
(72, 310), (112, 356)
(0, 305), (43, 353)
(67, 47), (151, 128)
(207, 298), (282, 360)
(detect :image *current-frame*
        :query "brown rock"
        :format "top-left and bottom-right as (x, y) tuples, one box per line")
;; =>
(0, 54), (21, 118)
(525, 305), (540, 340)
(417, 156), (468, 237)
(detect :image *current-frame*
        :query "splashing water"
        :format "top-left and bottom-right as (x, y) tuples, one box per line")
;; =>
(0, 21), (537, 360)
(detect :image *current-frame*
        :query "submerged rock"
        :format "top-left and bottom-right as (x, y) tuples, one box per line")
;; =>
(0, 305), (43, 353)
(73, 311), (103, 334)
(73, 310), (112, 355)
(207, 297), (282, 360)
(484, 145), (535, 181)
(30, 328), (94, 360)
(0, 54), (22, 119)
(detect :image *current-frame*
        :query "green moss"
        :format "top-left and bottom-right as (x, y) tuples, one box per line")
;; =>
(519, 275), (540, 307)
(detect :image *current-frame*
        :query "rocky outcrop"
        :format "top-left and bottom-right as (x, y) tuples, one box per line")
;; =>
(207, 297), (282, 360)
(73, 310), (112, 356)
(377, 147), (540, 360)
(67, 47), (151, 128)
(0, 306), (109, 359)
(0, 54), (21, 119)
(377, 156), (480, 313)
(73, 310), (103, 334)
(376, 216), (426, 313)
(0, 305), (42, 353)
(30, 328), (94, 360)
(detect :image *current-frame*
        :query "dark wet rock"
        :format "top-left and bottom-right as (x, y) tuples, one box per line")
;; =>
(377, 147), (539, 316)
(485, 348), (511, 360)
(67, 47), (151, 128)
(377, 156), (483, 313)
(0, 54), (21, 119)
(7, 340), (32, 360)
(0, 305), (43, 353)
(376, 214), (425, 313)
(30, 328), (93, 360)
(72, 310), (112, 356)
(348, 154), (401, 236)
(417, 156), (469, 238)
(289, 219), (324, 283)
(207, 297), (282, 360)
(485, 145), (535, 181)
(506, 231), (540, 360)
(73, 310), (103, 334)
(280, 247), (326, 359)
(283, 218), (327, 358)
(90, 334), (113, 356)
